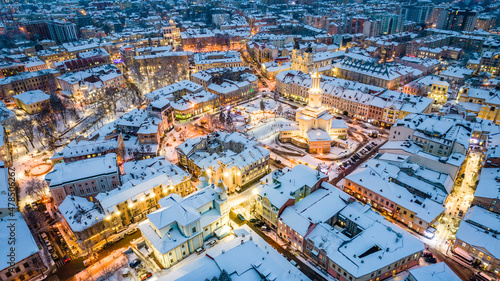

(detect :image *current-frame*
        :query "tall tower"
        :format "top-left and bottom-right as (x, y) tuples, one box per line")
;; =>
(308, 70), (322, 108)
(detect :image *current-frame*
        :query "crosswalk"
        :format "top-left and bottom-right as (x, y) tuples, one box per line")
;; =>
(55, 259), (65, 268)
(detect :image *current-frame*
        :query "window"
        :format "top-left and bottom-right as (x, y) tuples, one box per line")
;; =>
(192, 227), (196, 233)
(23, 262), (29, 269)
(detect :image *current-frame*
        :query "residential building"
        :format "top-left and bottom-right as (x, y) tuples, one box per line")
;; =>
(145, 80), (219, 120)
(389, 113), (471, 158)
(46, 153), (121, 205)
(50, 136), (125, 164)
(458, 87), (500, 124)
(138, 180), (229, 268)
(402, 75), (450, 104)
(0, 167), (45, 281)
(453, 206), (500, 274)
(304, 201), (424, 281)
(177, 132), (270, 193)
(401, 2), (434, 25)
(57, 64), (124, 102)
(193, 51), (243, 72)
(331, 54), (418, 90)
(47, 20), (78, 43)
(407, 263), (461, 281)
(344, 157), (447, 235)
(255, 165), (328, 228)
(0, 69), (60, 101)
(436, 8), (478, 32)
(58, 195), (111, 249)
(13, 90), (51, 114)
(54, 48), (111, 74)
(158, 231), (311, 281)
(472, 168), (500, 214)
(96, 157), (192, 228)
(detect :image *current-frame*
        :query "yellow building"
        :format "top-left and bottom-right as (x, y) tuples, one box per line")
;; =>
(427, 79), (450, 104)
(458, 86), (500, 124)
(13, 90), (50, 114)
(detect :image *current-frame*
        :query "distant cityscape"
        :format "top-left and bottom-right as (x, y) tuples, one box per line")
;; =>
(0, 0), (499, 281)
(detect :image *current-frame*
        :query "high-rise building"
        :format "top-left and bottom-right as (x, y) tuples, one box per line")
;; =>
(436, 8), (478, 32)
(402, 1), (434, 25)
(22, 20), (51, 41)
(376, 13), (403, 35)
(47, 20), (78, 43)
(363, 20), (380, 37)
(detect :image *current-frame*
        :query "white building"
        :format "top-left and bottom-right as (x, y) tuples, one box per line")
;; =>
(139, 180), (230, 268)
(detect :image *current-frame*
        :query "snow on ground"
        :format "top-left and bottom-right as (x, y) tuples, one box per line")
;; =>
(246, 117), (295, 141)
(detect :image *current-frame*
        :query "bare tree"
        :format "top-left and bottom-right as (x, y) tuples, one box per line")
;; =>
(14, 118), (37, 150)
(49, 94), (67, 124)
(179, 130), (187, 142)
(276, 103), (283, 117)
(24, 178), (49, 202)
(25, 210), (48, 232)
(96, 261), (121, 281)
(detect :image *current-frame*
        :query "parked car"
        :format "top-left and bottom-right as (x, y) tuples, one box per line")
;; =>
(422, 252), (433, 258)
(122, 268), (130, 277)
(139, 271), (152, 281)
(195, 247), (206, 255)
(51, 253), (59, 260)
(207, 239), (218, 247)
(47, 246), (54, 253)
(112, 234), (124, 243)
(126, 228), (139, 235)
(255, 222), (264, 228)
(425, 257), (437, 263)
(237, 214), (245, 221)
(249, 218), (258, 223)
(129, 259), (142, 269)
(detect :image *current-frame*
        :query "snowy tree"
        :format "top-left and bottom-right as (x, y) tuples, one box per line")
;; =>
(219, 109), (226, 125)
(219, 270), (231, 281)
(225, 109), (233, 126)
(179, 130), (187, 142)
(14, 118), (37, 150)
(276, 103), (283, 117)
(49, 94), (67, 124)
(25, 178), (49, 202)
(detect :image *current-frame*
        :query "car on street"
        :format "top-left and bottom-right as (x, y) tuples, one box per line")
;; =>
(112, 234), (124, 243)
(459, 210), (464, 217)
(237, 214), (245, 221)
(139, 271), (152, 280)
(424, 257), (437, 263)
(195, 247), (206, 255)
(129, 258), (142, 268)
(249, 218), (258, 223)
(422, 252), (433, 258)
(207, 239), (218, 247)
(126, 228), (139, 235)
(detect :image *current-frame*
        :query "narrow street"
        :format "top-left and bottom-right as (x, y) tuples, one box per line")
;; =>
(53, 231), (142, 281)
